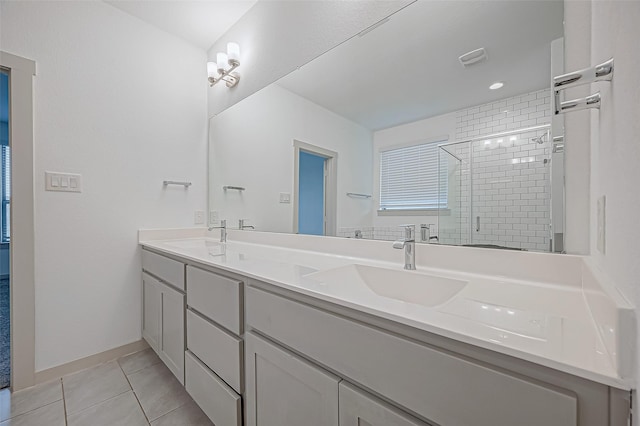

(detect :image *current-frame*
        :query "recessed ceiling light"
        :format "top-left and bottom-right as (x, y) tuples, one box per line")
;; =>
(489, 81), (504, 90)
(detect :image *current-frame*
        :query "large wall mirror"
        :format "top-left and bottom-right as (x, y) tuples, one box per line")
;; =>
(209, 0), (566, 253)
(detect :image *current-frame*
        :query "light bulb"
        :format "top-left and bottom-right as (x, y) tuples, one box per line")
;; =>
(207, 62), (218, 79)
(217, 52), (229, 73)
(227, 42), (240, 65)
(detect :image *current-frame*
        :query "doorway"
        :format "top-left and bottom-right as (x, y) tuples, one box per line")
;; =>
(298, 151), (325, 235)
(0, 70), (9, 389)
(293, 140), (337, 236)
(1, 50), (36, 391)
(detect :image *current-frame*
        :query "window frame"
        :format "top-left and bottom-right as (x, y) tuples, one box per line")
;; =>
(377, 137), (449, 214)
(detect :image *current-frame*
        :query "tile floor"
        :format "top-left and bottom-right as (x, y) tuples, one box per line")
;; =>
(0, 348), (213, 425)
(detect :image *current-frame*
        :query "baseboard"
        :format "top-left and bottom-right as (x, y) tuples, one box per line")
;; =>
(34, 339), (149, 385)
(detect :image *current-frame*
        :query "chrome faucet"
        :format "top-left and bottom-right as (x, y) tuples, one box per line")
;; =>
(238, 219), (255, 230)
(393, 225), (416, 270)
(208, 219), (227, 242)
(420, 224), (439, 244)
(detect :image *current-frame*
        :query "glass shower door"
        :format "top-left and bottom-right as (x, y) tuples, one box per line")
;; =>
(437, 143), (467, 246)
(470, 128), (552, 251)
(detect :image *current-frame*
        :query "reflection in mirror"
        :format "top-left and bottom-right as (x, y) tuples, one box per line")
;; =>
(209, 0), (565, 252)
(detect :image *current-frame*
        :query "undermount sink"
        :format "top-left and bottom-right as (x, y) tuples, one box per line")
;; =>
(307, 264), (467, 308)
(163, 239), (221, 249)
(162, 239), (226, 256)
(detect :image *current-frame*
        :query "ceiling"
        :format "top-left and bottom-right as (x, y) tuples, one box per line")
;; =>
(105, 0), (257, 51)
(277, 0), (564, 131)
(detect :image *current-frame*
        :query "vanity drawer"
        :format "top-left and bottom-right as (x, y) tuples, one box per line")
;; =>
(246, 285), (578, 426)
(142, 249), (185, 291)
(185, 350), (242, 426)
(186, 265), (242, 335)
(187, 309), (243, 393)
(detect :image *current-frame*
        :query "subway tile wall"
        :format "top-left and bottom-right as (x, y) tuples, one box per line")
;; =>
(447, 88), (552, 252)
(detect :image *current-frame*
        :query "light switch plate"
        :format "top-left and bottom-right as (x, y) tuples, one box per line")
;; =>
(45, 172), (82, 193)
(597, 195), (606, 254)
(194, 210), (205, 225)
(279, 192), (291, 204)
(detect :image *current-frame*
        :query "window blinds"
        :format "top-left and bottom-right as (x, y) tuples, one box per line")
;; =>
(1, 146), (9, 242)
(379, 140), (447, 210)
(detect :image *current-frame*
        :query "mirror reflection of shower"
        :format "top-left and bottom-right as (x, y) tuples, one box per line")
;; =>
(438, 125), (554, 252)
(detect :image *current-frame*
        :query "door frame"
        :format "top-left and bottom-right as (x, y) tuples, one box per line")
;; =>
(293, 140), (337, 236)
(0, 51), (36, 391)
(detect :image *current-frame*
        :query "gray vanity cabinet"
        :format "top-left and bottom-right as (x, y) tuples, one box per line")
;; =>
(339, 382), (430, 426)
(141, 273), (161, 351)
(141, 270), (185, 384)
(141, 249), (186, 384)
(184, 265), (245, 426)
(245, 331), (340, 426)
(245, 282), (620, 426)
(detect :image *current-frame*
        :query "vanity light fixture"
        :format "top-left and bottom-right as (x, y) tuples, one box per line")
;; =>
(489, 81), (504, 90)
(207, 42), (241, 88)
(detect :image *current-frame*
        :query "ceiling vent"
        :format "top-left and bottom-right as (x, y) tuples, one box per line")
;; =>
(458, 48), (488, 67)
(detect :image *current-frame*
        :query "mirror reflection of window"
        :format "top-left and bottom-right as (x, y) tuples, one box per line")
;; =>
(379, 140), (448, 212)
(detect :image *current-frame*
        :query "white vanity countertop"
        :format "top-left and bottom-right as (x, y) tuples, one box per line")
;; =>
(139, 230), (633, 390)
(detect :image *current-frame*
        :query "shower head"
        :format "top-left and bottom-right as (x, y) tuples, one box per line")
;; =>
(531, 134), (546, 144)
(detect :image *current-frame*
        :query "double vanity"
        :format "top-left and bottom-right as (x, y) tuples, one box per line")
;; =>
(139, 228), (633, 426)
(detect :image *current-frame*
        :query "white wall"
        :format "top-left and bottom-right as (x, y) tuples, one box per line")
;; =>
(0, 1), (208, 371)
(207, 0), (413, 117)
(209, 84), (372, 234)
(572, 0), (640, 409)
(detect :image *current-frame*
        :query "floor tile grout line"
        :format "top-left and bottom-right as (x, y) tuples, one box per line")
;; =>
(150, 402), (190, 424)
(63, 387), (131, 419)
(124, 361), (191, 424)
(118, 361), (151, 425)
(0, 381), (65, 423)
(60, 378), (68, 426)
(0, 399), (64, 424)
(120, 357), (161, 377)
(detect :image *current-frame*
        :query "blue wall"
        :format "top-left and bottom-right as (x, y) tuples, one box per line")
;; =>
(298, 151), (325, 235)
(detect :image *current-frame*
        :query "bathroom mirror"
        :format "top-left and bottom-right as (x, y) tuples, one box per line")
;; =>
(209, 0), (566, 253)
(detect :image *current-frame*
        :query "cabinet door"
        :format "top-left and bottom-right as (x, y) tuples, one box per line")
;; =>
(159, 283), (185, 384)
(245, 332), (340, 426)
(339, 382), (430, 426)
(142, 273), (161, 352)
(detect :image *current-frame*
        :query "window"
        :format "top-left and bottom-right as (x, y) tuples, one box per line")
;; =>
(379, 140), (447, 211)
(1, 145), (9, 243)
(0, 70), (7, 243)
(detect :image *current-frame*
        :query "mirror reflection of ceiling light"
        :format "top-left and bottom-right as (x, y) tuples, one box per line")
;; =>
(489, 81), (504, 90)
(207, 42), (241, 88)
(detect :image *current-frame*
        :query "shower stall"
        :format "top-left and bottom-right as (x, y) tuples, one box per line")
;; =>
(437, 124), (561, 252)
